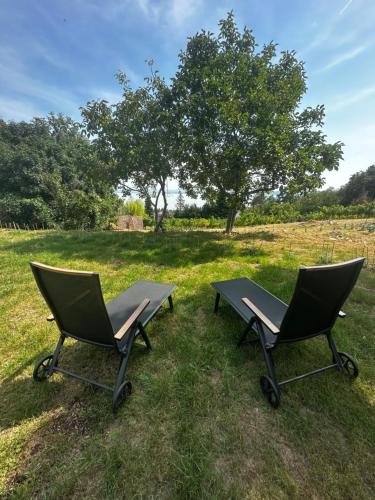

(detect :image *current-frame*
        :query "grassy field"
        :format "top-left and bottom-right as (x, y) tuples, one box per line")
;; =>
(0, 220), (374, 499)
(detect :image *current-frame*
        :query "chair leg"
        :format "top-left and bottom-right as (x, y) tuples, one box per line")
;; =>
(112, 338), (134, 412)
(237, 317), (256, 346)
(46, 333), (65, 376)
(262, 345), (278, 389)
(214, 292), (221, 313)
(33, 333), (66, 381)
(138, 323), (152, 350)
(257, 321), (281, 407)
(114, 351), (130, 395)
(168, 295), (174, 311)
(326, 331), (344, 370)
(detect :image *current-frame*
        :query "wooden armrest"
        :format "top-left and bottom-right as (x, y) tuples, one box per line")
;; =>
(114, 298), (150, 340)
(338, 310), (346, 318)
(47, 314), (55, 322)
(241, 297), (280, 335)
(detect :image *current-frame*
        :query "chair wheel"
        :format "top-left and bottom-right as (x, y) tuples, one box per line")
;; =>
(33, 354), (55, 381)
(112, 381), (132, 413)
(260, 376), (280, 408)
(336, 351), (359, 379)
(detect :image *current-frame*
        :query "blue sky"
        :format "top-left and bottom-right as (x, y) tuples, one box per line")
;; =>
(1, 0), (374, 205)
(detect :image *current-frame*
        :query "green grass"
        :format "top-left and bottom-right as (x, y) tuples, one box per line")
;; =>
(0, 221), (374, 499)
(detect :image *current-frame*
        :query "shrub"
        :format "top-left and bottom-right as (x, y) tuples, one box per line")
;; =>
(59, 191), (120, 230)
(237, 201), (375, 226)
(0, 195), (55, 228)
(120, 199), (145, 217)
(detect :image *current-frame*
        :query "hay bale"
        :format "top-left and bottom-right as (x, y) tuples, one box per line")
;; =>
(117, 215), (144, 230)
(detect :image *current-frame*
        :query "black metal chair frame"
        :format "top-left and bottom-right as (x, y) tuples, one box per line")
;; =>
(39, 305), (157, 413)
(31, 262), (175, 412)
(213, 258), (364, 407)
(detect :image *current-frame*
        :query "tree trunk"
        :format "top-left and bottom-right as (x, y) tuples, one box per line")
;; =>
(153, 187), (162, 232)
(155, 183), (168, 232)
(225, 208), (236, 234)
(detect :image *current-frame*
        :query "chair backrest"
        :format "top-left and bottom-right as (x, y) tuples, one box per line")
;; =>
(279, 258), (365, 342)
(30, 262), (115, 347)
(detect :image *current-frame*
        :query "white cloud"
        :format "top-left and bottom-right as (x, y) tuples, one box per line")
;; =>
(302, 23), (359, 56)
(30, 40), (72, 71)
(300, 0), (372, 56)
(85, 0), (202, 26)
(0, 97), (43, 122)
(0, 63), (79, 112)
(0, 50), (80, 119)
(134, 0), (202, 28)
(339, 0), (353, 16)
(302, 29), (334, 55)
(85, 87), (123, 104)
(328, 85), (375, 112)
(318, 43), (370, 72)
(117, 65), (144, 86)
(135, 0), (161, 20)
(169, 0), (202, 26)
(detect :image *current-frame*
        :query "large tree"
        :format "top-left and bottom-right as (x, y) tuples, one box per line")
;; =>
(81, 67), (176, 232)
(0, 114), (120, 228)
(173, 12), (343, 233)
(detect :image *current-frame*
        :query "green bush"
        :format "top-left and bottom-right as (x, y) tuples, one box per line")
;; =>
(0, 195), (55, 228)
(143, 214), (154, 228)
(59, 191), (121, 230)
(0, 115), (121, 230)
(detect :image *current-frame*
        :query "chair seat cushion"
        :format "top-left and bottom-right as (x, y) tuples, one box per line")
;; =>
(211, 278), (288, 346)
(106, 280), (176, 340)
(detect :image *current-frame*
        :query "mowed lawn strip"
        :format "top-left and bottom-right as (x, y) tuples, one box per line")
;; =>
(0, 220), (374, 499)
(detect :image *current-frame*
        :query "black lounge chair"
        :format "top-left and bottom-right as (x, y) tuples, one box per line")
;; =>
(212, 258), (365, 408)
(30, 262), (176, 411)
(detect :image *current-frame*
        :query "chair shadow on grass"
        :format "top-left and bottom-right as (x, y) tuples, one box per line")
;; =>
(0, 332), (155, 431)
(237, 245), (270, 259)
(2, 230), (238, 268)
(232, 230), (280, 242)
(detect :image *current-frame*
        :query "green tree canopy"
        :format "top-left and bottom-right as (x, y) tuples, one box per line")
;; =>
(340, 165), (375, 205)
(0, 114), (120, 228)
(173, 12), (343, 232)
(294, 188), (341, 213)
